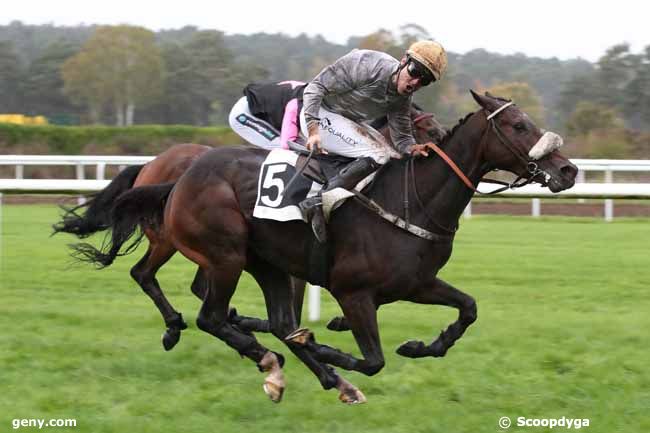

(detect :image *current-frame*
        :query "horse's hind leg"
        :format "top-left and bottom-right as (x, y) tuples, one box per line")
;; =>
(247, 255), (366, 404)
(192, 268), (302, 333)
(190, 267), (207, 299)
(130, 234), (187, 351)
(395, 277), (477, 358)
(189, 266), (270, 334)
(169, 176), (285, 401)
(226, 275), (307, 334)
(191, 267), (270, 334)
(195, 259), (286, 402)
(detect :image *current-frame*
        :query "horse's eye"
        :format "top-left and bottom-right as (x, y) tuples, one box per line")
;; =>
(513, 122), (527, 132)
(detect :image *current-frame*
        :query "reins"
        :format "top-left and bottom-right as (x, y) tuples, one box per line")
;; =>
(291, 104), (550, 243)
(398, 102), (551, 239)
(283, 142), (316, 192)
(413, 104), (549, 196)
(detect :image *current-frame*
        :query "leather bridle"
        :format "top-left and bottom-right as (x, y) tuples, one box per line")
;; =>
(401, 102), (553, 236)
(423, 103), (551, 195)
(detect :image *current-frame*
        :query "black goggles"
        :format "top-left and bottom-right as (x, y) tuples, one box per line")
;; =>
(406, 58), (435, 86)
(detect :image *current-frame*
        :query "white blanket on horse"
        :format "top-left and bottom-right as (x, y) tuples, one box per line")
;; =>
(253, 149), (373, 223)
(253, 150), (322, 222)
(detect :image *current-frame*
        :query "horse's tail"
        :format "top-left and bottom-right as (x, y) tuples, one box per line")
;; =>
(70, 182), (175, 268)
(52, 165), (144, 238)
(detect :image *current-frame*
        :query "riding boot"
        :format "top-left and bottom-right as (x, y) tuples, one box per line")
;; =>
(299, 157), (380, 243)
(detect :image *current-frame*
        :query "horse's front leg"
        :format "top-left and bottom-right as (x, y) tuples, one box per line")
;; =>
(396, 277), (477, 358)
(286, 291), (385, 378)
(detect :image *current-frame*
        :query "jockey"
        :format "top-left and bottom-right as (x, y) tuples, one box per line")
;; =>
(229, 80), (307, 150)
(299, 40), (448, 243)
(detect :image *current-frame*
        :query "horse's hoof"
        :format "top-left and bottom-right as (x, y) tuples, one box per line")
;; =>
(162, 328), (182, 351)
(326, 316), (350, 332)
(335, 376), (366, 405)
(338, 387), (367, 405)
(284, 328), (313, 345)
(259, 352), (285, 403)
(263, 379), (285, 403)
(396, 340), (426, 358)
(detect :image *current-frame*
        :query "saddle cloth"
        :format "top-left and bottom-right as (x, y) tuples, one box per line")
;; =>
(253, 149), (368, 222)
(253, 150), (321, 221)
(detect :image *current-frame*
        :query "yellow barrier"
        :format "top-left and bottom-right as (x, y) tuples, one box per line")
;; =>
(0, 114), (49, 125)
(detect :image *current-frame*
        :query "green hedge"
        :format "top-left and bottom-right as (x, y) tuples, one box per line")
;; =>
(0, 123), (241, 155)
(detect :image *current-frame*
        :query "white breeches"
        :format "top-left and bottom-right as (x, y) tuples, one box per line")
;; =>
(299, 106), (400, 164)
(228, 96), (283, 150)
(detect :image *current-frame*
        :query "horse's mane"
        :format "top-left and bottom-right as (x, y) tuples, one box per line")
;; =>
(439, 112), (475, 147)
(438, 94), (511, 146)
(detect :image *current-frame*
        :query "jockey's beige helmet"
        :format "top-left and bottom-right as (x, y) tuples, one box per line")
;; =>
(407, 40), (448, 81)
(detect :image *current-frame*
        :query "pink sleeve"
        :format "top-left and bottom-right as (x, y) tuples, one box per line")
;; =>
(280, 98), (300, 149)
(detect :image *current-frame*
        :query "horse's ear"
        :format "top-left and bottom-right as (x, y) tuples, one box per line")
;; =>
(470, 89), (489, 107)
(470, 89), (499, 112)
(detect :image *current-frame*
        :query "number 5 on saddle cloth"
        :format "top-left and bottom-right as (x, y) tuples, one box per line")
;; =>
(253, 149), (357, 222)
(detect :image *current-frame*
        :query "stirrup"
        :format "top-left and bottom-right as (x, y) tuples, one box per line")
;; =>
(299, 195), (322, 213)
(298, 195), (327, 243)
(310, 205), (327, 243)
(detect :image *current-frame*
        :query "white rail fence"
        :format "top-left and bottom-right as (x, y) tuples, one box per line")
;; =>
(1, 155), (649, 322)
(461, 158), (650, 221)
(1, 155), (649, 220)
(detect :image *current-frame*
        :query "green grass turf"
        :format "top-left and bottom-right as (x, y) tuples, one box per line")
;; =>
(1, 205), (648, 432)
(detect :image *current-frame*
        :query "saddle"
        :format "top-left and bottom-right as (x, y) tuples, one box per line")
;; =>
(287, 141), (354, 185)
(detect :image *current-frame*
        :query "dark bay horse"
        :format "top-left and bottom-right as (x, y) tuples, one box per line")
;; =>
(79, 91), (577, 403)
(55, 105), (447, 350)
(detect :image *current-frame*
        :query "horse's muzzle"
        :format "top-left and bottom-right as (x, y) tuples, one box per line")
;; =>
(547, 160), (578, 192)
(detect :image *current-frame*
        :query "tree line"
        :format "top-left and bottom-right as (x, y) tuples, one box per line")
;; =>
(0, 21), (649, 157)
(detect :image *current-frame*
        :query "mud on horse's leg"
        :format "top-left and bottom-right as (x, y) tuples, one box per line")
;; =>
(396, 277), (477, 358)
(130, 243), (187, 351)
